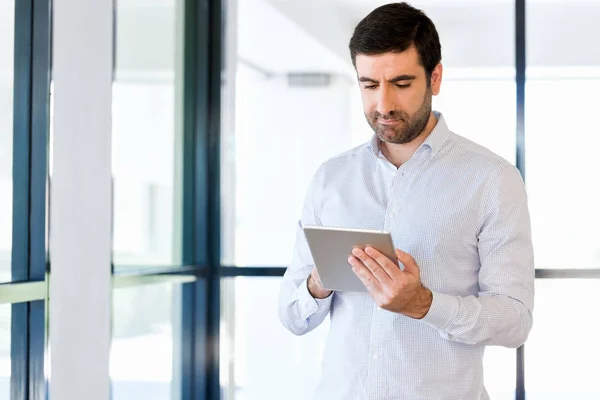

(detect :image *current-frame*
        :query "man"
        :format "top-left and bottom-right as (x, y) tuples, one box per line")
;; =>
(278, 2), (534, 400)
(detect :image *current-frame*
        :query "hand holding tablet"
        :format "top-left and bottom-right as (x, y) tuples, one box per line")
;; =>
(303, 225), (401, 292)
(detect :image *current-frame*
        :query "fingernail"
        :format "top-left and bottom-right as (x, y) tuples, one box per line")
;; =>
(348, 256), (354, 264)
(352, 248), (362, 256)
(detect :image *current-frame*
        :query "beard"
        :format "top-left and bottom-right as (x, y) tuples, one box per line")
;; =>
(366, 89), (432, 145)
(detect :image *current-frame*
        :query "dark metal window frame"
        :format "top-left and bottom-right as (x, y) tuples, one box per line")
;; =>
(9, 0), (51, 398)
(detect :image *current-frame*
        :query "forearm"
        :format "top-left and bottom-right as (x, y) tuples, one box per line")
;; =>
(421, 290), (533, 348)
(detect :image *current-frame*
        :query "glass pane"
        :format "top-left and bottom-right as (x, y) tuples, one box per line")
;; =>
(220, 277), (329, 400)
(525, 280), (600, 398)
(0, 1), (15, 281)
(221, 0), (515, 266)
(433, 78), (515, 165)
(483, 347), (515, 399)
(526, 1), (600, 269)
(111, 282), (182, 400)
(422, 0), (516, 165)
(112, 0), (184, 268)
(0, 305), (10, 397)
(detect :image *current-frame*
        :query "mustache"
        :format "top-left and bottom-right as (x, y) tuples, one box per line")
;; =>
(369, 111), (408, 122)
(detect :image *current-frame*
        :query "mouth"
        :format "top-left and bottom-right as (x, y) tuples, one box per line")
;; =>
(378, 119), (402, 125)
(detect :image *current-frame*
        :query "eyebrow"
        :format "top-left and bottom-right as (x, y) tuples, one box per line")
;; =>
(358, 75), (417, 84)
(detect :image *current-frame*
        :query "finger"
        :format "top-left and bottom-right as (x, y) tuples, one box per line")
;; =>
(348, 255), (382, 292)
(351, 248), (391, 283)
(364, 246), (402, 279)
(312, 274), (323, 287)
(396, 249), (419, 276)
(311, 267), (321, 281)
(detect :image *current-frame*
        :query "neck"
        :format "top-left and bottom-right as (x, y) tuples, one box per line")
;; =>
(380, 112), (438, 168)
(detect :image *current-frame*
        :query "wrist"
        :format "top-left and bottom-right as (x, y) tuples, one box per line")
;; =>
(307, 275), (332, 299)
(406, 286), (433, 319)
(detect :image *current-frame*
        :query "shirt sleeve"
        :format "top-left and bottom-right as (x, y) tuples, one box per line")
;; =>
(278, 169), (333, 336)
(421, 164), (535, 348)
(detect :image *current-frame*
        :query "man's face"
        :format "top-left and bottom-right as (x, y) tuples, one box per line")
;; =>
(355, 47), (442, 144)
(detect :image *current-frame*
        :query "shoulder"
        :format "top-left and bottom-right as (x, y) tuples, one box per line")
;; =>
(441, 132), (522, 185)
(448, 133), (512, 170)
(313, 141), (372, 181)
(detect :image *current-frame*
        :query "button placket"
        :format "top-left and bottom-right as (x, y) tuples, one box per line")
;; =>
(366, 321), (384, 399)
(387, 167), (407, 221)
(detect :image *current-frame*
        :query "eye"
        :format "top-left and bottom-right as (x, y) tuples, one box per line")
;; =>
(364, 85), (378, 90)
(395, 84), (411, 89)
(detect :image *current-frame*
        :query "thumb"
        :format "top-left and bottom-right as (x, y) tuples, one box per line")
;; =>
(396, 249), (419, 276)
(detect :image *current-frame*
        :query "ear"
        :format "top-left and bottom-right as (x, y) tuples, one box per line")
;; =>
(430, 63), (443, 96)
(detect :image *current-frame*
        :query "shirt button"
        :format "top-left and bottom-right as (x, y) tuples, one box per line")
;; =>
(377, 306), (382, 311)
(388, 212), (395, 219)
(373, 352), (379, 359)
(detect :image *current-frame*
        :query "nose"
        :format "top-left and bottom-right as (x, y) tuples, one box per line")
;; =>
(375, 86), (395, 117)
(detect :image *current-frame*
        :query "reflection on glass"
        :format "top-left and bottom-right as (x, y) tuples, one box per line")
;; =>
(526, 1), (600, 269)
(0, 1), (15, 282)
(221, 0), (516, 266)
(0, 305), (10, 397)
(112, 0), (184, 268)
(111, 283), (180, 400)
(525, 280), (600, 398)
(220, 277), (329, 400)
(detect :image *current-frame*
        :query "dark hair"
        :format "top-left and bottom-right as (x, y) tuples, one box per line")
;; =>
(349, 2), (441, 82)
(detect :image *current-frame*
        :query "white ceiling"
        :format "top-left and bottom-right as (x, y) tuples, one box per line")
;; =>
(264, 0), (600, 71)
(110, 0), (600, 77)
(4, 0), (600, 78)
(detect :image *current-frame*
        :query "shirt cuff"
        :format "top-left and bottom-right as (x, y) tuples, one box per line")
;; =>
(420, 290), (460, 332)
(297, 278), (333, 321)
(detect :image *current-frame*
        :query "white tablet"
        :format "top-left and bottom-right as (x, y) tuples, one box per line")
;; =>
(303, 225), (400, 292)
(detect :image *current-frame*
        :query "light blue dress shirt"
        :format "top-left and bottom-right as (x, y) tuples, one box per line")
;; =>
(279, 112), (534, 400)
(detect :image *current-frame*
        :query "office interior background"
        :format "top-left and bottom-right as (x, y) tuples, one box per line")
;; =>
(1, 0), (599, 398)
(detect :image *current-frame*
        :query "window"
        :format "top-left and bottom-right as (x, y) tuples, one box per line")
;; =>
(220, 278), (329, 400)
(108, 1), (188, 399)
(112, 0), (185, 268)
(111, 282), (182, 400)
(25, 0), (600, 398)
(221, 0), (517, 267)
(525, 0), (600, 269)
(525, 280), (600, 398)
(220, 0), (360, 267)
(221, 0), (517, 398)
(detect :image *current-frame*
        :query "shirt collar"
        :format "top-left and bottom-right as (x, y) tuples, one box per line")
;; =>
(366, 110), (451, 159)
(422, 111), (450, 157)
